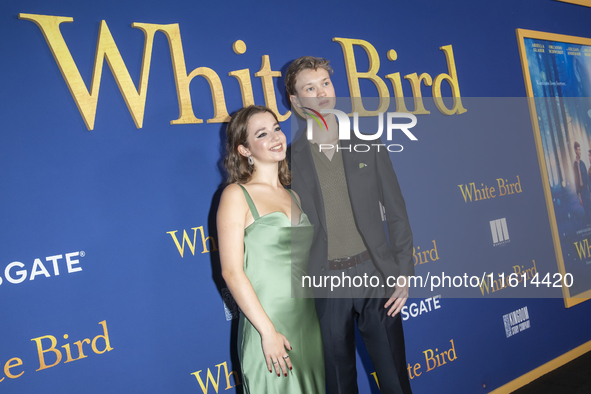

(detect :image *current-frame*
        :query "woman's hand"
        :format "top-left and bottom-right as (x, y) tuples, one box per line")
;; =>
(262, 330), (292, 376)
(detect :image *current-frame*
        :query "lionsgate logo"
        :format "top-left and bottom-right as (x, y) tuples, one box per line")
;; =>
(490, 218), (510, 246)
(503, 306), (530, 338)
(302, 107), (417, 152)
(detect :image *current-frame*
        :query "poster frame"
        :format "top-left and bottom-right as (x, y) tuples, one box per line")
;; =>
(516, 28), (591, 308)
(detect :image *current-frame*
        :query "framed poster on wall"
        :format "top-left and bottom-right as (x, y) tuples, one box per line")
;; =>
(517, 28), (591, 307)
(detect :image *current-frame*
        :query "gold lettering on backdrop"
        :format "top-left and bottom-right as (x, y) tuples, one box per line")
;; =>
(255, 55), (291, 122)
(229, 69), (255, 107)
(167, 226), (218, 257)
(479, 260), (538, 295)
(386, 72), (410, 112)
(18, 14), (161, 130)
(385, 49), (410, 113)
(370, 371), (380, 389)
(432, 45), (467, 115)
(3, 358), (24, 379)
(333, 37), (390, 116)
(413, 240), (439, 266)
(372, 339), (457, 383)
(177, 66), (230, 124)
(31, 321), (112, 371)
(20, 14), (466, 128)
(31, 335), (62, 370)
(334, 38), (466, 116)
(158, 23), (230, 124)
(191, 361), (241, 393)
(423, 339), (457, 372)
(232, 40), (247, 55)
(403, 73), (433, 115)
(458, 176), (522, 203)
(407, 362), (422, 379)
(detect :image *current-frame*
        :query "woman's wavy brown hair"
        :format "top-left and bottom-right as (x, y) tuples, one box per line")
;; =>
(224, 105), (290, 185)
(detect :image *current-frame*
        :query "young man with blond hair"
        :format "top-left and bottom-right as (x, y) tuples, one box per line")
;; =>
(286, 56), (414, 394)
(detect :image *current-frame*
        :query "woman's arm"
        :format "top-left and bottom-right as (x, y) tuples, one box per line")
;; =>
(217, 184), (292, 376)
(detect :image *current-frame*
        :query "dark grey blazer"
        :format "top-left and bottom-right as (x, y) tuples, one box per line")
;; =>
(290, 132), (414, 297)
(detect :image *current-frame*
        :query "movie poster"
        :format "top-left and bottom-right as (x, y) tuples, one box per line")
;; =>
(518, 29), (591, 305)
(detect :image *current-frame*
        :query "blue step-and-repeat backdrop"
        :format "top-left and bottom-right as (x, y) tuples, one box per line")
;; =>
(2, 0), (591, 393)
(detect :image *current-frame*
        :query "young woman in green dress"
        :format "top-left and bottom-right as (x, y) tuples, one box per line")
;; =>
(217, 105), (325, 393)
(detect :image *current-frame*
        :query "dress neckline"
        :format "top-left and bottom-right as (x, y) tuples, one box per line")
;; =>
(238, 184), (303, 224)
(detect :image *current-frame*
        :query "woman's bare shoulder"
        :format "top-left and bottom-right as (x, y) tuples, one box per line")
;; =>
(219, 183), (247, 209)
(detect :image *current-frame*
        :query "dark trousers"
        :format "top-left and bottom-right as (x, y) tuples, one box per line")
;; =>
(314, 263), (412, 394)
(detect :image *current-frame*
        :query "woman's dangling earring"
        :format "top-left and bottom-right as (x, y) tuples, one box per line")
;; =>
(248, 155), (254, 165)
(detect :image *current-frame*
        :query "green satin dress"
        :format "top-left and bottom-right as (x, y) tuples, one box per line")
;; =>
(237, 185), (325, 394)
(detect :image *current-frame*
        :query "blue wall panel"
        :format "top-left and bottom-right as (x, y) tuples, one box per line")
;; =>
(2, 1), (591, 393)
